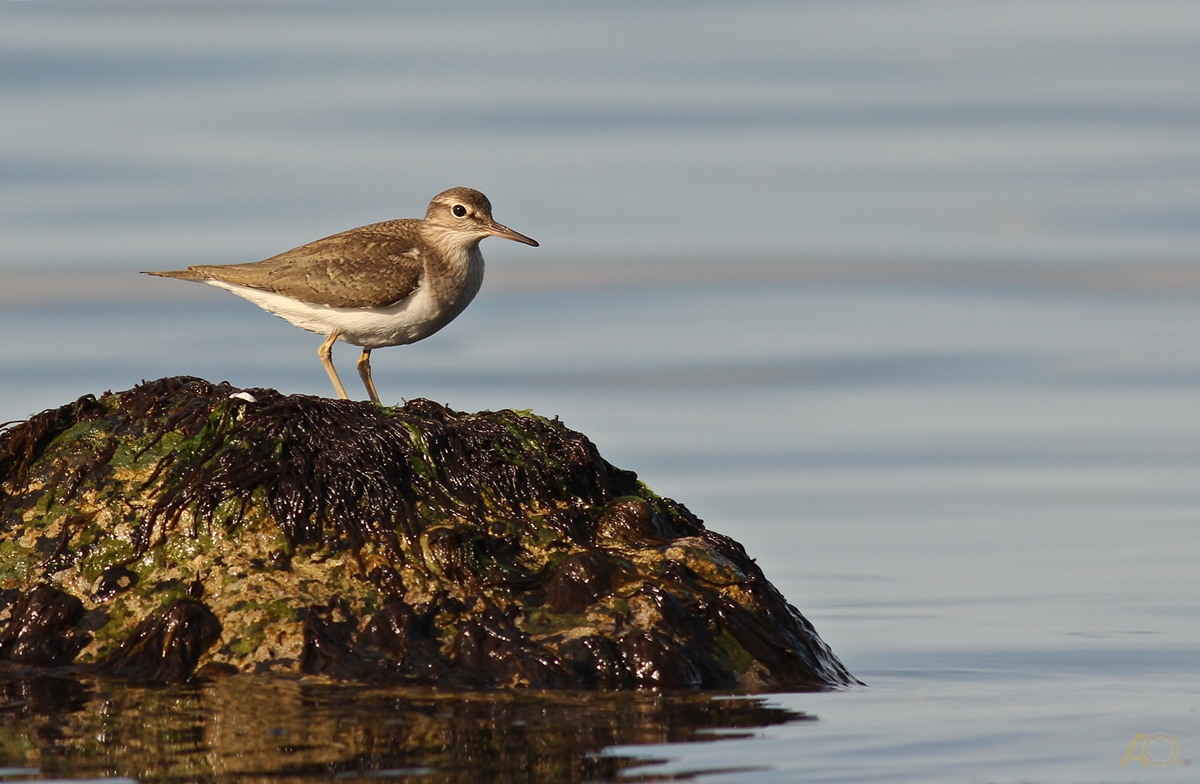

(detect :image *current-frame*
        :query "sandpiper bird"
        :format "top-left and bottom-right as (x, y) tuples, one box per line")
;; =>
(146, 187), (538, 404)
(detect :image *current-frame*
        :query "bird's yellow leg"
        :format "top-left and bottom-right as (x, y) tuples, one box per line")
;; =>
(319, 333), (350, 400)
(357, 348), (381, 405)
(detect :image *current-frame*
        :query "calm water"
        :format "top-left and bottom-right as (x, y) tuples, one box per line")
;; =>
(3, 0), (1200, 266)
(3, 1), (1200, 782)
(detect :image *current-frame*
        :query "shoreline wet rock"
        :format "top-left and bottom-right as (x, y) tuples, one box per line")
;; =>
(0, 377), (857, 689)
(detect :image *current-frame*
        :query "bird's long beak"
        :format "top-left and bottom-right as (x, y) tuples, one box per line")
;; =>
(487, 221), (539, 247)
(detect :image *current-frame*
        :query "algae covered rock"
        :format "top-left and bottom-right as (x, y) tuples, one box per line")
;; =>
(0, 377), (855, 689)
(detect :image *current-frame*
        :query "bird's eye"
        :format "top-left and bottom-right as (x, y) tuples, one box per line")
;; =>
(452, 204), (468, 217)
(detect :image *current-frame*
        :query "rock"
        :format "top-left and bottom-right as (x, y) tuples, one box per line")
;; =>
(0, 377), (857, 689)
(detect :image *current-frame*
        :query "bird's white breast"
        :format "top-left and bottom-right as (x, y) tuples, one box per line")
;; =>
(206, 248), (485, 350)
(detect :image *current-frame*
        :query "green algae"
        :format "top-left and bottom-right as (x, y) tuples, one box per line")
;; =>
(77, 538), (136, 583)
(0, 541), (33, 581)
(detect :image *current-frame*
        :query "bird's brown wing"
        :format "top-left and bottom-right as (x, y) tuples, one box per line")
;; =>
(151, 223), (425, 308)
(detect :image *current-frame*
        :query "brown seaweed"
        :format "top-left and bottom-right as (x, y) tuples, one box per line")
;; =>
(0, 585), (89, 667)
(93, 598), (221, 683)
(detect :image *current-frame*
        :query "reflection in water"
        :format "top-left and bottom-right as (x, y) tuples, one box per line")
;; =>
(0, 673), (811, 782)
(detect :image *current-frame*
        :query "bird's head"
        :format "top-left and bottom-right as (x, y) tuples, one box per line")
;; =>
(423, 187), (539, 249)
